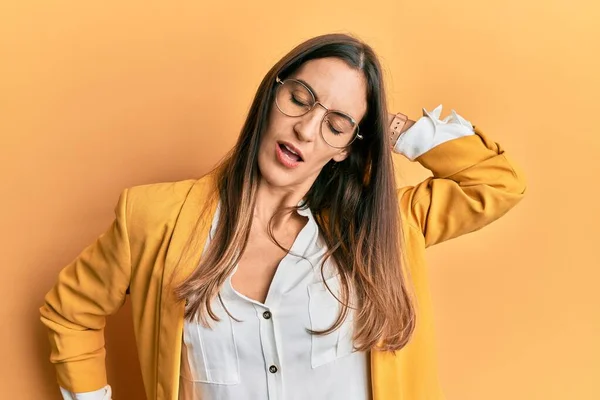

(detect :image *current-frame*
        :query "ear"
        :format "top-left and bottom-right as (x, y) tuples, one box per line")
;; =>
(332, 148), (350, 163)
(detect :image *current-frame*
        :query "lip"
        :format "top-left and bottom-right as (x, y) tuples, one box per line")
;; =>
(275, 141), (303, 169)
(277, 141), (305, 161)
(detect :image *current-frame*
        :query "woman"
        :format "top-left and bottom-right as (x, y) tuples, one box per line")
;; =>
(40, 33), (526, 400)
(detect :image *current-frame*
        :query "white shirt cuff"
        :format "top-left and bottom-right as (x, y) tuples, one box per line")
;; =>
(393, 104), (475, 161)
(60, 385), (112, 400)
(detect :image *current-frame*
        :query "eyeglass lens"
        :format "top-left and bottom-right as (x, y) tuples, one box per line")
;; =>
(276, 80), (357, 148)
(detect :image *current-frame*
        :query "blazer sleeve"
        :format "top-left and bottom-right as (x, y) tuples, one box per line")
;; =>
(398, 125), (527, 248)
(40, 188), (132, 393)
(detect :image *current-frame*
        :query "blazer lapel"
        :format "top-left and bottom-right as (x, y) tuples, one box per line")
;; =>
(156, 174), (218, 399)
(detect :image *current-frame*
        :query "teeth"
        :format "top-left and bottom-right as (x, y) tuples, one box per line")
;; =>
(284, 144), (298, 156)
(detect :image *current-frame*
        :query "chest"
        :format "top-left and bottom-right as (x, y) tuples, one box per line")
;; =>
(231, 216), (307, 303)
(180, 237), (367, 399)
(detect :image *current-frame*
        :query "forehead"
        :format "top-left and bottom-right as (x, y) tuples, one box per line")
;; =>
(290, 57), (368, 121)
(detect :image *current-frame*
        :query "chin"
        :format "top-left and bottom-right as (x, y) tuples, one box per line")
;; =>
(257, 155), (297, 188)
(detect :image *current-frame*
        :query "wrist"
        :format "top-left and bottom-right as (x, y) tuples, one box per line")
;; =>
(388, 112), (415, 146)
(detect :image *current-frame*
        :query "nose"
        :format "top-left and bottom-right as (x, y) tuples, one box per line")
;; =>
(293, 103), (327, 143)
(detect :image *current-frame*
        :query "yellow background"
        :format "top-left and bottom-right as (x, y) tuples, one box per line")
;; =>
(1, 0), (598, 399)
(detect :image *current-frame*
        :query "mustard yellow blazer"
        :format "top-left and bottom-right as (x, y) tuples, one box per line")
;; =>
(40, 126), (526, 399)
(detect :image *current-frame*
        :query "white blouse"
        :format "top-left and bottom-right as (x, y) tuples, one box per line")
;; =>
(179, 200), (369, 400)
(59, 105), (475, 400)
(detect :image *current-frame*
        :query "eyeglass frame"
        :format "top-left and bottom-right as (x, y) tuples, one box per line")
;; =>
(274, 76), (363, 149)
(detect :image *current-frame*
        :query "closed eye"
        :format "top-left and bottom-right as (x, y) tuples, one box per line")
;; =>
(325, 119), (343, 135)
(291, 95), (310, 107)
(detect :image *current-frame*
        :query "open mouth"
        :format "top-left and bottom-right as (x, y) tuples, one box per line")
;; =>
(278, 142), (304, 162)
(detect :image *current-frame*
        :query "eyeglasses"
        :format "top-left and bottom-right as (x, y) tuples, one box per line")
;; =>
(274, 77), (362, 149)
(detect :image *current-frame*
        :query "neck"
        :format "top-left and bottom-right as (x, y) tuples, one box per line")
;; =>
(254, 176), (314, 230)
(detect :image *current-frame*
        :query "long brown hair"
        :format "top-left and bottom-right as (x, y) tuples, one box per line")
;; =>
(175, 33), (416, 352)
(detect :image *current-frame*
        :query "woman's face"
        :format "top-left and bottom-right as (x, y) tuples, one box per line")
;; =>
(258, 57), (368, 191)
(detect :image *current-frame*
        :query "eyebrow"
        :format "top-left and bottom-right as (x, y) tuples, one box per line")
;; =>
(296, 79), (320, 101)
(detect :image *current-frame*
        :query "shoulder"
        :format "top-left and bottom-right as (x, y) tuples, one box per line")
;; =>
(123, 172), (217, 230)
(127, 178), (196, 210)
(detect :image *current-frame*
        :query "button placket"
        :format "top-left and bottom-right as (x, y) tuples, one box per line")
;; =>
(254, 304), (282, 398)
